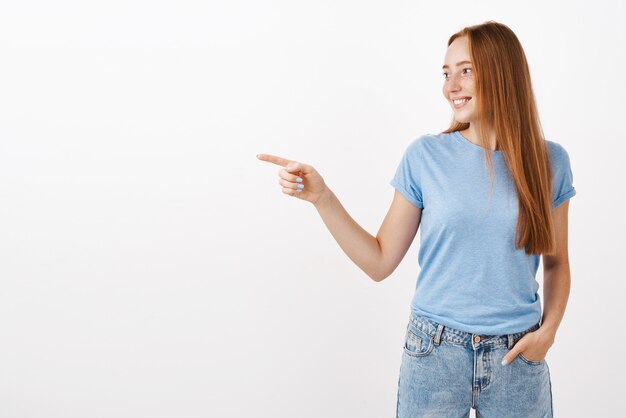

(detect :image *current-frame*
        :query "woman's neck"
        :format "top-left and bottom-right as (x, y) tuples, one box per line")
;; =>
(461, 125), (498, 151)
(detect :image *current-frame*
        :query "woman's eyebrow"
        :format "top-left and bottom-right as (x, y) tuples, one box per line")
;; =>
(442, 60), (473, 70)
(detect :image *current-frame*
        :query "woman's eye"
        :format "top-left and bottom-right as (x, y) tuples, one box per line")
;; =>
(442, 68), (472, 79)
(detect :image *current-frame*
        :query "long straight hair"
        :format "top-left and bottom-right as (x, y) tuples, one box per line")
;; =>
(441, 21), (556, 255)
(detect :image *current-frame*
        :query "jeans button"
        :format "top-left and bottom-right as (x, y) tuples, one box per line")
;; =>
(474, 336), (481, 343)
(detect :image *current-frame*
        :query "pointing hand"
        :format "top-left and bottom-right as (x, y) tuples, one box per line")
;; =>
(256, 154), (329, 205)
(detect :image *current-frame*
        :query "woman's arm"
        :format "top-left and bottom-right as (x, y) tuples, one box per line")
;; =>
(540, 199), (572, 341)
(501, 199), (572, 365)
(257, 154), (421, 282)
(314, 188), (422, 282)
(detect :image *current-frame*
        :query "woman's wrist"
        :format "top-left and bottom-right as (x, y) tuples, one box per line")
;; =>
(313, 187), (334, 209)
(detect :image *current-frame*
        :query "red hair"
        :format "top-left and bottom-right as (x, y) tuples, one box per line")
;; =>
(442, 21), (556, 255)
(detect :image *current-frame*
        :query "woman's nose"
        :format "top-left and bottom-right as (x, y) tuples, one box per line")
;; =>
(447, 73), (462, 91)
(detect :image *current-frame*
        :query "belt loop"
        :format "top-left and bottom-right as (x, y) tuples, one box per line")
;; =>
(507, 334), (514, 349)
(433, 324), (444, 346)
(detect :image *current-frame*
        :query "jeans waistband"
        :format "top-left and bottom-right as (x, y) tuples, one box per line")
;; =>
(408, 312), (541, 349)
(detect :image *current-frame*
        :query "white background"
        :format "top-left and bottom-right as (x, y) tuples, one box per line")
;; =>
(0, 1), (623, 417)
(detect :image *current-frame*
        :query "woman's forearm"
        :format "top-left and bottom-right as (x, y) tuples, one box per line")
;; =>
(540, 263), (571, 341)
(313, 189), (384, 281)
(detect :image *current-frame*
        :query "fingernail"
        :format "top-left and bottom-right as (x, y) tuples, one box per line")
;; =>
(296, 177), (303, 183)
(501, 358), (509, 366)
(286, 166), (294, 170)
(297, 184), (304, 189)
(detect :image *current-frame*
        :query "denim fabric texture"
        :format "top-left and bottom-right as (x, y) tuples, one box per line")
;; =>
(396, 311), (553, 418)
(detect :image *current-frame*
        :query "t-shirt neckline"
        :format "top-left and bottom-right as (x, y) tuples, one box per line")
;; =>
(452, 130), (503, 155)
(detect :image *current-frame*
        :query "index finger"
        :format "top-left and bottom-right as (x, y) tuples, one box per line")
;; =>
(256, 153), (293, 167)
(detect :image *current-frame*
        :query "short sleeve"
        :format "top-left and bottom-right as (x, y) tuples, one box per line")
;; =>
(549, 142), (577, 210)
(390, 137), (424, 208)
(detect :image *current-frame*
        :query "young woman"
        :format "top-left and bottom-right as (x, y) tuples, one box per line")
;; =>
(257, 20), (575, 418)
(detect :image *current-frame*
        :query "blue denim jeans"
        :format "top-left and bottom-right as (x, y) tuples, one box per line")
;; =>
(396, 311), (553, 417)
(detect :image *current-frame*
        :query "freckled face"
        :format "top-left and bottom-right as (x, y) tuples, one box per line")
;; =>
(442, 36), (476, 124)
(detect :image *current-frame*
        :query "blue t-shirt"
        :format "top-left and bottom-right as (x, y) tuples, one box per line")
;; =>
(390, 130), (576, 335)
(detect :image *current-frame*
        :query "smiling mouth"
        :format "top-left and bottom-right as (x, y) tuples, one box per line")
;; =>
(452, 97), (471, 108)
(453, 97), (471, 105)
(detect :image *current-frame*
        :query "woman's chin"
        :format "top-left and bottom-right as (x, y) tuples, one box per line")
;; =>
(454, 117), (472, 124)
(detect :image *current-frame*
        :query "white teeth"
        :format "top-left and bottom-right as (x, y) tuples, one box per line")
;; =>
(453, 98), (469, 105)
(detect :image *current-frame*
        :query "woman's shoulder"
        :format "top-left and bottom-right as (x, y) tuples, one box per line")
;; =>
(545, 139), (572, 162)
(544, 139), (574, 176)
(406, 131), (455, 149)
(545, 138), (565, 151)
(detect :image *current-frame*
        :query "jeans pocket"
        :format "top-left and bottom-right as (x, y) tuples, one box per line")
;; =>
(403, 323), (434, 357)
(518, 352), (544, 366)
